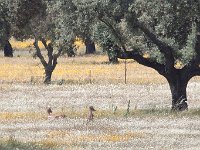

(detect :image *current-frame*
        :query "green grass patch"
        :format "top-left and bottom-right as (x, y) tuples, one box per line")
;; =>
(129, 108), (200, 118)
(55, 107), (200, 119)
(0, 138), (49, 150)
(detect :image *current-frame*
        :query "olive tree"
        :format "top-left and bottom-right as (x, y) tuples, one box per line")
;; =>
(73, 0), (200, 111)
(16, 0), (64, 84)
(48, 0), (97, 56)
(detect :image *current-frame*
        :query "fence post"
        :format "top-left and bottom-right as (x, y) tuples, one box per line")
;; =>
(125, 59), (127, 84)
(89, 69), (92, 84)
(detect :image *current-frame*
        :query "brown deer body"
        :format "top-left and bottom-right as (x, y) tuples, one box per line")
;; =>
(87, 106), (96, 124)
(47, 107), (65, 119)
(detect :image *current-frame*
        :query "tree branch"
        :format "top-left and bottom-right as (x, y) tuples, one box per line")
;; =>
(117, 49), (166, 76)
(137, 21), (175, 70)
(33, 39), (47, 67)
(192, 67), (200, 76)
(188, 66), (200, 79)
(41, 39), (54, 66)
(47, 43), (53, 66)
(52, 46), (63, 69)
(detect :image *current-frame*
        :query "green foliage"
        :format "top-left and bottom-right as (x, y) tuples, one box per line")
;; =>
(180, 23), (197, 65)
(77, 0), (200, 66)
(16, 0), (46, 28)
(47, 0), (76, 44)
(0, 0), (20, 46)
(15, 0), (48, 40)
(0, 0), (10, 47)
(92, 22), (115, 50)
(1, 0), (200, 67)
(0, 137), (48, 150)
(48, 0), (96, 47)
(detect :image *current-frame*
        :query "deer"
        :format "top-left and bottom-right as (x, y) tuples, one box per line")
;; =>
(47, 107), (65, 119)
(86, 106), (96, 124)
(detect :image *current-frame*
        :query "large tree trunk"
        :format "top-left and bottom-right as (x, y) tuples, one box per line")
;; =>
(167, 75), (188, 111)
(44, 69), (53, 84)
(85, 37), (96, 54)
(4, 40), (13, 57)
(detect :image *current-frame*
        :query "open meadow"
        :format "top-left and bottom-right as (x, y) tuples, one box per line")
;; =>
(0, 46), (200, 149)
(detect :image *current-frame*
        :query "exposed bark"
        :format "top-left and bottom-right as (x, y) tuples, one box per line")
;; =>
(84, 37), (96, 54)
(189, 67), (200, 77)
(117, 50), (166, 76)
(33, 39), (47, 67)
(4, 40), (13, 57)
(169, 82), (188, 111)
(166, 70), (189, 111)
(44, 67), (53, 84)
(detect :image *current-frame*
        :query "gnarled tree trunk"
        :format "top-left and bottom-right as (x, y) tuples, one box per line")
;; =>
(167, 75), (188, 111)
(44, 67), (53, 84)
(85, 37), (96, 54)
(4, 40), (13, 57)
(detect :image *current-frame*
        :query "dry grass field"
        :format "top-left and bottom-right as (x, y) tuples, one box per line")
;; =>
(0, 83), (200, 150)
(0, 55), (169, 84)
(0, 41), (200, 149)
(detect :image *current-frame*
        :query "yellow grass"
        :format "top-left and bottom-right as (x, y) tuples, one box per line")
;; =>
(10, 38), (84, 50)
(2, 38), (200, 84)
(7, 39), (164, 84)
(10, 38), (47, 49)
(0, 56), (165, 84)
(1, 54), (200, 84)
(74, 38), (85, 49)
(41, 131), (145, 147)
(0, 112), (45, 120)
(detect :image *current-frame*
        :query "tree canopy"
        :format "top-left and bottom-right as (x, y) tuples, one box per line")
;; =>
(0, 0), (11, 47)
(70, 0), (200, 110)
